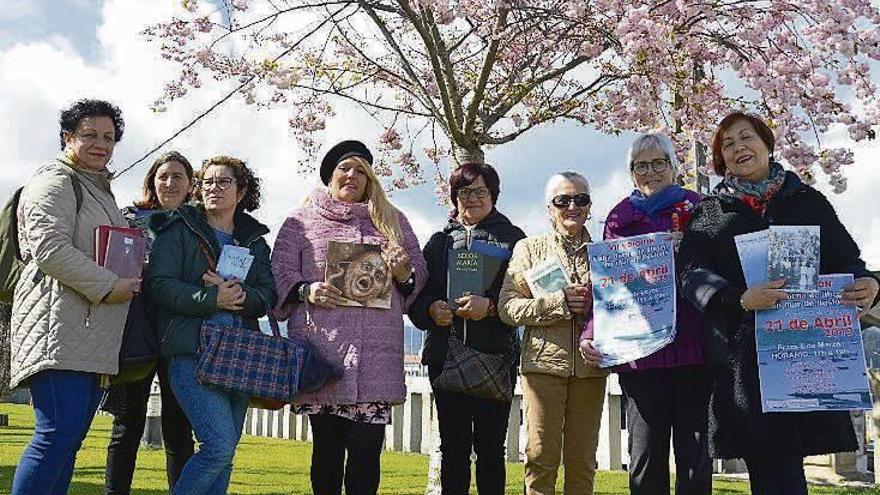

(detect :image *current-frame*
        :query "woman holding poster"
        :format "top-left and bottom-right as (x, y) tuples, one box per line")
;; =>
(271, 140), (427, 495)
(602, 133), (711, 495)
(678, 112), (880, 495)
(499, 171), (608, 495)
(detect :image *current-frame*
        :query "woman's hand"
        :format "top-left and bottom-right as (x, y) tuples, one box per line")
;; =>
(454, 295), (490, 321)
(740, 279), (787, 311)
(842, 276), (880, 318)
(429, 300), (453, 327)
(104, 278), (141, 304)
(383, 243), (412, 282)
(308, 281), (345, 309)
(670, 231), (684, 253)
(564, 285), (592, 315)
(579, 339), (603, 367)
(202, 270), (224, 287)
(216, 280), (245, 311)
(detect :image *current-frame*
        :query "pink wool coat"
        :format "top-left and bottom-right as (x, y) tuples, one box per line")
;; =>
(271, 188), (427, 405)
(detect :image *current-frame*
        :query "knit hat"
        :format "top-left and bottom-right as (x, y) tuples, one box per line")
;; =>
(320, 140), (373, 185)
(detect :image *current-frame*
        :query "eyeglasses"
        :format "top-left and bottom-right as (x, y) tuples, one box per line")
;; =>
(551, 193), (591, 209)
(631, 158), (670, 176)
(457, 187), (490, 200)
(199, 177), (236, 190)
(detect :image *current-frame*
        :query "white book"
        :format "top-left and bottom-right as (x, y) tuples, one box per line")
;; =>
(216, 244), (254, 281)
(734, 229), (769, 288)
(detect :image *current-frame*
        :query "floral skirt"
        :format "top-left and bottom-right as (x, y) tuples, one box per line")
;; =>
(293, 402), (392, 424)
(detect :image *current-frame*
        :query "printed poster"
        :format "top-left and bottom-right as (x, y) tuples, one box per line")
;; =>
(755, 273), (872, 412)
(588, 233), (677, 367)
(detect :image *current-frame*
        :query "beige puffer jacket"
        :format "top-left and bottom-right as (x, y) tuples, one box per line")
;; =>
(499, 229), (608, 379)
(9, 157), (130, 388)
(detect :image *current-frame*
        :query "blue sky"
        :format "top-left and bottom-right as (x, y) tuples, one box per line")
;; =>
(2, 0), (878, 268)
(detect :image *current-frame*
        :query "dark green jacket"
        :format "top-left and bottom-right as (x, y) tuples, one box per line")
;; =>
(146, 203), (277, 357)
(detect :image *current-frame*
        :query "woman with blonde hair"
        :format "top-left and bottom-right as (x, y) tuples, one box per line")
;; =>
(271, 140), (427, 495)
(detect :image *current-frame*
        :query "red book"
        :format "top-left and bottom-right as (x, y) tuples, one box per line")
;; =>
(103, 230), (147, 279)
(95, 225), (142, 266)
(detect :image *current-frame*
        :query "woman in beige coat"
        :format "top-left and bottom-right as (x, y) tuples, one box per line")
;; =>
(10, 99), (140, 495)
(499, 171), (607, 495)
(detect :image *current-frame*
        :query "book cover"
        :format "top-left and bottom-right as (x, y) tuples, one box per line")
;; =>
(103, 230), (147, 279)
(95, 225), (143, 266)
(524, 257), (569, 297)
(735, 229), (769, 288)
(325, 241), (391, 309)
(216, 245), (254, 281)
(768, 225), (820, 292)
(447, 249), (485, 312)
(755, 273), (872, 412)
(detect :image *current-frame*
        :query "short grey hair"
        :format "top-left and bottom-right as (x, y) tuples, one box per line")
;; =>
(625, 132), (679, 172)
(544, 171), (590, 205)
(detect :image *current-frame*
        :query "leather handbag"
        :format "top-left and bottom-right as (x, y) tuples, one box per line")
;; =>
(111, 294), (160, 385)
(432, 330), (519, 403)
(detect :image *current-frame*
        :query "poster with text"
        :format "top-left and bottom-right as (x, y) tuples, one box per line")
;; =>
(755, 273), (872, 412)
(588, 233), (677, 367)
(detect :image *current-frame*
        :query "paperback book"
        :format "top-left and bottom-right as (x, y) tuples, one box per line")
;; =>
(216, 245), (254, 281)
(524, 257), (569, 297)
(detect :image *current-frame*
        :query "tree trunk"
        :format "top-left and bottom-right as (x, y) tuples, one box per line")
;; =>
(451, 145), (485, 166)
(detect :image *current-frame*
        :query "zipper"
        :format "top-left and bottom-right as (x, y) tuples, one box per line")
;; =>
(85, 304), (92, 329)
(159, 318), (175, 345)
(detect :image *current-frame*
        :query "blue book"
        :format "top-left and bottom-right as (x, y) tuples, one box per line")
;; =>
(734, 229), (769, 288)
(755, 273), (872, 412)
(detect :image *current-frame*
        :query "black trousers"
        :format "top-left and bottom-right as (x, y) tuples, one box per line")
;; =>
(309, 414), (386, 495)
(104, 360), (194, 494)
(431, 368), (512, 495)
(619, 365), (712, 495)
(744, 455), (807, 495)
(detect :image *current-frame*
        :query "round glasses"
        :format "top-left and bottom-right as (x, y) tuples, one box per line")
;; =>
(551, 193), (591, 209)
(630, 158), (671, 176)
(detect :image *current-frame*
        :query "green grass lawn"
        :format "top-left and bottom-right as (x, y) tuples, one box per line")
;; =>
(1, 403), (877, 494)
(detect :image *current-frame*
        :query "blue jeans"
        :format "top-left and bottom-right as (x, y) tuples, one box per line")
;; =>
(12, 370), (103, 495)
(168, 355), (249, 495)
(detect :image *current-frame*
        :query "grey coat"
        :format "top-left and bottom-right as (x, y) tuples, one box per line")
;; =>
(10, 157), (130, 388)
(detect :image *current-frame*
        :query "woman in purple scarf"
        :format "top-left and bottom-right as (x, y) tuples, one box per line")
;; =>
(600, 133), (711, 495)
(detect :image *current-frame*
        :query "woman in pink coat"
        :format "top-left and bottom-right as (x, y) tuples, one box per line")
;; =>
(271, 140), (427, 495)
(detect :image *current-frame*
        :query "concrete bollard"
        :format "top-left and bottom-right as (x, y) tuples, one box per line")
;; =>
(142, 377), (163, 449)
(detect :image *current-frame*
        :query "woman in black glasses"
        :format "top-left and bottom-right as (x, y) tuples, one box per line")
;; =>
(408, 162), (525, 494)
(601, 133), (711, 495)
(498, 171), (608, 495)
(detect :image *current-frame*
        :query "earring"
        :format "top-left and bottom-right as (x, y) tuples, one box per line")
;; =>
(587, 213), (592, 220)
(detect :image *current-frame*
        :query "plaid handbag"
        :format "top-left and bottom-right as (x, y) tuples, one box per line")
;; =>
(197, 310), (298, 402)
(432, 331), (519, 403)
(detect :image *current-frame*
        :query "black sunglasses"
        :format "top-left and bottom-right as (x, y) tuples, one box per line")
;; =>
(551, 193), (591, 209)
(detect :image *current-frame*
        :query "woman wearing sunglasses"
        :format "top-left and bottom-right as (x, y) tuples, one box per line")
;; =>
(498, 171), (608, 495)
(600, 133), (711, 495)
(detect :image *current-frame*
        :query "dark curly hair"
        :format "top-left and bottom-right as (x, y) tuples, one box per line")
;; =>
(194, 156), (262, 212)
(59, 99), (125, 149)
(133, 151), (195, 210)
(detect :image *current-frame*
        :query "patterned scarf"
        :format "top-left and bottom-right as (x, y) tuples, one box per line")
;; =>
(720, 161), (786, 215)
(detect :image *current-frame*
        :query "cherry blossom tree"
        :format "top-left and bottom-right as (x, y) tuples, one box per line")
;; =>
(146, 0), (880, 193)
